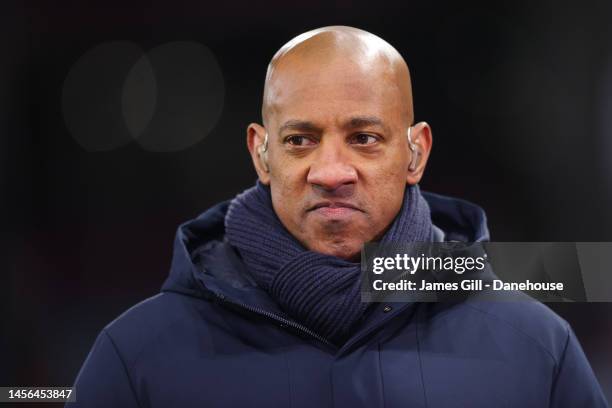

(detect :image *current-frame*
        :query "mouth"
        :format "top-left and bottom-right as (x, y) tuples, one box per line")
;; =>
(307, 201), (364, 219)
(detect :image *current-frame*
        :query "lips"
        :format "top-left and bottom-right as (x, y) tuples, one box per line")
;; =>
(308, 201), (362, 212)
(306, 201), (364, 220)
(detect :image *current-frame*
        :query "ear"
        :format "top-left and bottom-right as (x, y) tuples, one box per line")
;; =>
(247, 123), (271, 185)
(406, 121), (433, 185)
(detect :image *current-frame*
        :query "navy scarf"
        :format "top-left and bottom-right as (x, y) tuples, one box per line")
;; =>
(225, 181), (433, 345)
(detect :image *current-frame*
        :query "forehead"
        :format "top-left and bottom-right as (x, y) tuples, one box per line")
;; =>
(265, 58), (407, 129)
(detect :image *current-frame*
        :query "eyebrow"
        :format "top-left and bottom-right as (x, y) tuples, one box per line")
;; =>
(278, 116), (388, 135)
(279, 120), (322, 134)
(343, 116), (387, 132)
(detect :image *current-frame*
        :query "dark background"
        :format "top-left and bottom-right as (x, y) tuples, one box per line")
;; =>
(3, 0), (612, 405)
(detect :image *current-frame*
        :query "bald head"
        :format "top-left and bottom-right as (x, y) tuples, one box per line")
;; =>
(262, 26), (414, 126)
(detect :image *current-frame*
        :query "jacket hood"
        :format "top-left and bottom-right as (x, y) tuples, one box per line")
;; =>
(161, 191), (490, 302)
(423, 191), (490, 243)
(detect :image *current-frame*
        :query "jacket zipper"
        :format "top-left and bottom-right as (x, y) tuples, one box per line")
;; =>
(212, 292), (335, 348)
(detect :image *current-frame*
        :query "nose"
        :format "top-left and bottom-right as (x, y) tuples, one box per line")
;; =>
(306, 138), (358, 194)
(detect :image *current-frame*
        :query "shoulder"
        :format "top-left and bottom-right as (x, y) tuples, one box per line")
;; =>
(461, 293), (570, 363)
(424, 292), (570, 366)
(100, 292), (218, 367)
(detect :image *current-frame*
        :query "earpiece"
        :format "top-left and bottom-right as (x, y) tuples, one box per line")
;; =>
(257, 132), (270, 172)
(407, 126), (419, 171)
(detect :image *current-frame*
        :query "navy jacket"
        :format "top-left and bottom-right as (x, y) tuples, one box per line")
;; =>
(68, 193), (608, 407)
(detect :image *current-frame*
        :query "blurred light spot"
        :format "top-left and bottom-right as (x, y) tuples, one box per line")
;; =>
(62, 41), (145, 151)
(133, 41), (225, 152)
(122, 54), (157, 140)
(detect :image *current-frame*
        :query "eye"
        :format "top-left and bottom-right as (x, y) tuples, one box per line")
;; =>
(349, 133), (379, 145)
(285, 135), (317, 146)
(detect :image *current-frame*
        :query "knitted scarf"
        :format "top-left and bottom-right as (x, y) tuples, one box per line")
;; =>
(224, 181), (433, 345)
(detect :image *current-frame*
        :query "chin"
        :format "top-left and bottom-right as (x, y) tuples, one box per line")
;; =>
(307, 239), (362, 261)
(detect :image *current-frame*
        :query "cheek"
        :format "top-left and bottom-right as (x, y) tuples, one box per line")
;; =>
(365, 154), (409, 187)
(269, 162), (308, 226)
(362, 158), (408, 214)
(271, 168), (302, 203)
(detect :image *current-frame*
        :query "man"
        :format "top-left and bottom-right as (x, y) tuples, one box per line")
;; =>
(68, 26), (607, 407)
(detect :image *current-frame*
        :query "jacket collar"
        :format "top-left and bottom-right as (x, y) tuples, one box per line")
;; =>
(161, 191), (491, 348)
